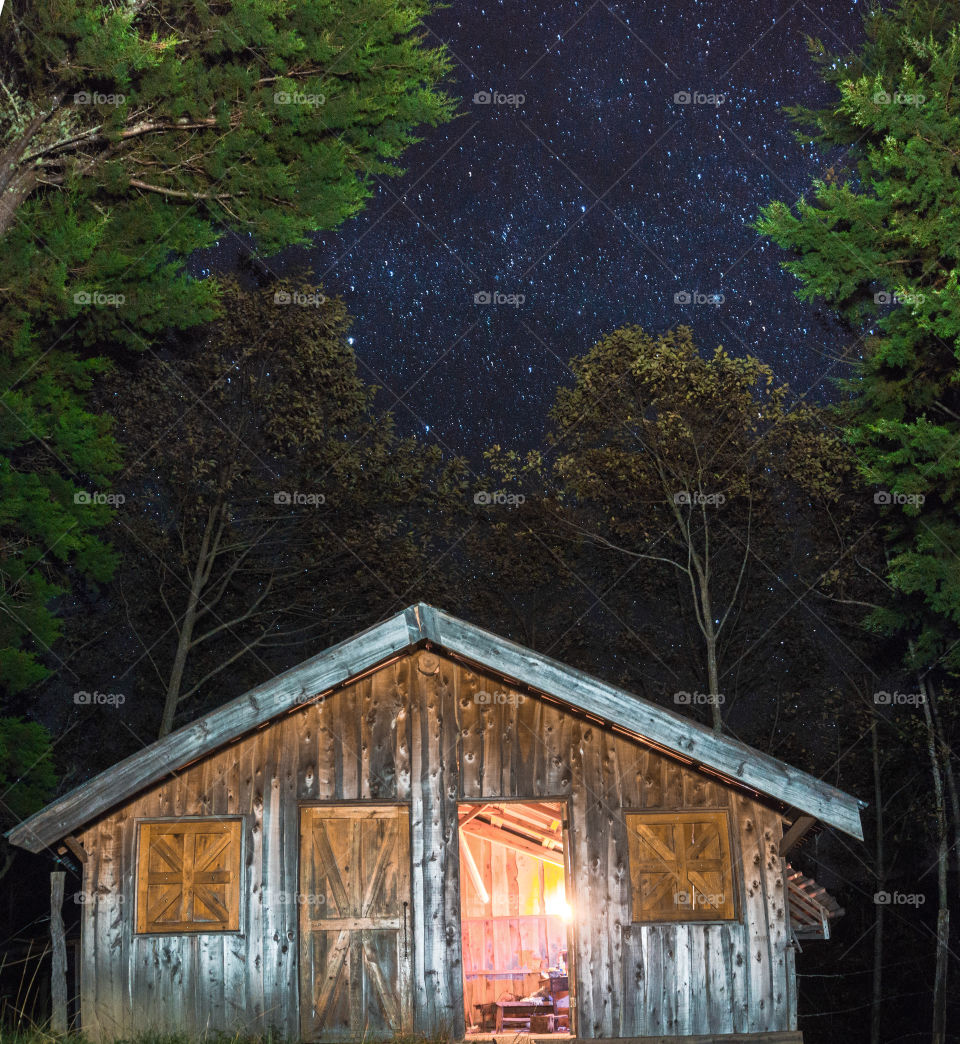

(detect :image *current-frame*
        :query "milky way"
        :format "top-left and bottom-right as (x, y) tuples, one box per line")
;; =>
(201, 0), (867, 457)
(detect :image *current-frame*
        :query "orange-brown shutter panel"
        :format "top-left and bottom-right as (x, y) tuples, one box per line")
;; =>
(626, 810), (736, 922)
(136, 819), (242, 933)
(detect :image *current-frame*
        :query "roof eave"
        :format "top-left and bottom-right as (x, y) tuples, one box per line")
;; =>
(421, 606), (864, 841)
(6, 606), (425, 854)
(6, 601), (864, 853)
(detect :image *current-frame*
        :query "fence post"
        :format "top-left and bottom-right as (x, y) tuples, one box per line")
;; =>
(50, 871), (67, 1034)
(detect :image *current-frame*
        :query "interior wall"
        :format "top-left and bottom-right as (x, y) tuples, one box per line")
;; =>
(459, 831), (567, 1029)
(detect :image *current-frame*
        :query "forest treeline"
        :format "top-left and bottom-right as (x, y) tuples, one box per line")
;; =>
(1, 0), (958, 1041)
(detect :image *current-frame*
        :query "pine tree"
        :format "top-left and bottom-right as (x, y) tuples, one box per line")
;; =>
(755, 5), (960, 1038)
(0, 718), (56, 876)
(755, 0), (960, 667)
(0, 0), (456, 690)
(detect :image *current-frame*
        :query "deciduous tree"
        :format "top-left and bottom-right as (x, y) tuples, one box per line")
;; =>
(518, 325), (853, 731)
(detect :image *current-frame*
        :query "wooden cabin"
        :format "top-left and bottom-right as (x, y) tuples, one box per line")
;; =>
(8, 603), (862, 1043)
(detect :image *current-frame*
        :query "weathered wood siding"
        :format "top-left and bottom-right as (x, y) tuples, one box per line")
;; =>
(78, 650), (790, 1041)
(454, 661), (790, 1038)
(78, 656), (423, 1041)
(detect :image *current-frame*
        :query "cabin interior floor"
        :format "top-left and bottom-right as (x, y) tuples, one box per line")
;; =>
(458, 799), (573, 1036)
(463, 1034), (573, 1041)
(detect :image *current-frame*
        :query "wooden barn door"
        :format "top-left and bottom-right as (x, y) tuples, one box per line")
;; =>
(299, 806), (412, 1041)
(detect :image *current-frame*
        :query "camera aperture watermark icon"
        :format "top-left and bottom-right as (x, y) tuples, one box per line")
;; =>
(674, 889), (726, 907)
(74, 91), (125, 106)
(474, 491), (525, 508)
(274, 491), (325, 507)
(673, 90), (726, 107)
(874, 690), (926, 707)
(273, 891), (327, 906)
(674, 691), (725, 706)
(874, 890), (925, 906)
(674, 491), (725, 507)
(674, 290), (724, 308)
(872, 90), (925, 106)
(74, 890), (124, 904)
(273, 90), (325, 107)
(74, 290), (125, 307)
(475, 689), (525, 706)
(874, 490), (924, 507)
(874, 290), (925, 307)
(74, 690), (125, 707)
(274, 290), (326, 307)
(474, 290), (525, 308)
(74, 490), (125, 506)
(473, 90), (525, 108)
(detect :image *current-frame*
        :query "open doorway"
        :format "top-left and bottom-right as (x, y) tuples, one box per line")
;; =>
(458, 800), (574, 1037)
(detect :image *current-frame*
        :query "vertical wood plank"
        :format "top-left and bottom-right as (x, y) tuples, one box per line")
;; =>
(641, 749), (664, 808)
(620, 924), (642, 1035)
(480, 690), (500, 800)
(570, 720), (600, 1035)
(436, 656), (464, 1034)
(544, 700), (573, 797)
(643, 926), (662, 1033)
(705, 923), (733, 1033)
(247, 731), (266, 1031)
(77, 828), (98, 1040)
(736, 794), (773, 1033)
(456, 665), (480, 799)
(410, 655), (444, 1031)
(396, 656), (413, 802)
(661, 923), (678, 1035)
(271, 717), (299, 1034)
(663, 757), (685, 807)
(604, 731), (624, 1038)
(764, 806), (790, 1031)
(50, 871), (68, 1034)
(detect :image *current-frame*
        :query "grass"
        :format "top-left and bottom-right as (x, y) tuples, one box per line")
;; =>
(0, 1031), (463, 1044)
(0, 1033), (271, 1044)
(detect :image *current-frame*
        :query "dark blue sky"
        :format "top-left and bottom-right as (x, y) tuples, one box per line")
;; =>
(201, 0), (867, 457)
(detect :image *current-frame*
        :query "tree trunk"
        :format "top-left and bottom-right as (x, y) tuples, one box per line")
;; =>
(0, 846), (15, 883)
(925, 677), (960, 896)
(0, 103), (60, 241)
(157, 504), (220, 738)
(697, 574), (723, 731)
(917, 672), (949, 1044)
(158, 599), (199, 738)
(705, 629), (722, 731)
(870, 720), (884, 1044)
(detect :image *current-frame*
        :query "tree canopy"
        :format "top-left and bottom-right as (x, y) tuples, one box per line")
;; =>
(755, 0), (960, 669)
(0, 0), (456, 693)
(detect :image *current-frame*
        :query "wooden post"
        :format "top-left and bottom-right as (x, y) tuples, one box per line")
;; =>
(50, 871), (67, 1034)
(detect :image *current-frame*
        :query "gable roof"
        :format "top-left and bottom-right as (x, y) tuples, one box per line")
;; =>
(7, 602), (865, 852)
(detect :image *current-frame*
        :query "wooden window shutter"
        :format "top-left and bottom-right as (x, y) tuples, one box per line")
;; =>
(136, 819), (242, 933)
(626, 810), (736, 922)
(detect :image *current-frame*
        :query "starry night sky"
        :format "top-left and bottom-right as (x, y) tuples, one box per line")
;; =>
(200, 0), (868, 457)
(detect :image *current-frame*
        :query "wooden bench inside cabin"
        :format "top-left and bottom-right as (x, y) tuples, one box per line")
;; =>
(494, 999), (555, 1031)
